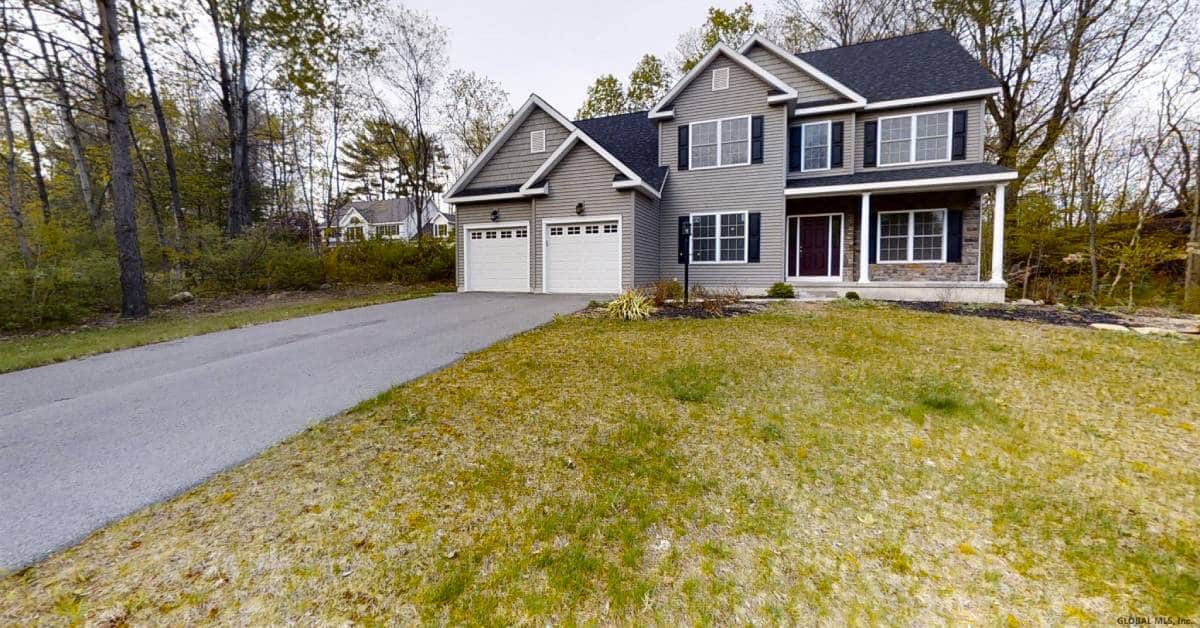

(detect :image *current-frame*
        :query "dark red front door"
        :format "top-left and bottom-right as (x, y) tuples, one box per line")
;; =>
(798, 216), (829, 276)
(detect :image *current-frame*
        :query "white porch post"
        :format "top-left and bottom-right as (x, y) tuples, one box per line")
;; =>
(990, 183), (1007, 283)
(858, 192), (871, 283)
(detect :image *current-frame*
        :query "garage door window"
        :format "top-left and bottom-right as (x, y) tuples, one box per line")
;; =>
(516, 228), (528, 237)
(604, 224), (618, 233)
(567, 226), (581, 235)
(470, 232), (482, 240)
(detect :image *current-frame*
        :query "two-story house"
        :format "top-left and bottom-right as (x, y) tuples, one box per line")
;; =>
(444, 30), (1016, 301)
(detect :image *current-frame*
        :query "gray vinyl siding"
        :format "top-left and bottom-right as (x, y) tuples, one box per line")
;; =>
(632, 192), (660, 286)
(657, 54), (786, 292)
(744, 44), (839, 104)
(533, 143), (634, 291)
(468, 109), (570, 188)
(788, 111), (855, 179)
(453, 200), (533, 290)
(854, 99), (985, 171)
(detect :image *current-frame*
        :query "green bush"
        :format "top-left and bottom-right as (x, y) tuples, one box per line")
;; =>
(0, 252), (122, 331)
(605, 289), (655, 320)
(265, 245), (326, 291)
(766, 282), (795, 298)
(844, 291), (861, 301)
(324, 239), (453, 285)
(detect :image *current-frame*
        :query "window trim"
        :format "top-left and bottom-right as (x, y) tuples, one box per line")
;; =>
(689, 210), (749, 264)
(799, 120), (832, 173)
(876, 208), (948, 264)
(874, 109), (953, 167)
(530, 129), (546, 154)
(689, 115), (752, 171)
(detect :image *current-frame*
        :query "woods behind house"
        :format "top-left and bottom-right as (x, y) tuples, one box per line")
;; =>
(1, 0), (1198, 333)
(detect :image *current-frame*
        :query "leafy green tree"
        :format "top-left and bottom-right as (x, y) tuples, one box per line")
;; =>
(627, 54), (671, 111)
(676, 3), (760, 73)
(576, 74), (630, 119)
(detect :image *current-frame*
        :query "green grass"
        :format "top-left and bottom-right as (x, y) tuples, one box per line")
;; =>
(0, 285), (449, 374)
(1, 302), (1197, 624)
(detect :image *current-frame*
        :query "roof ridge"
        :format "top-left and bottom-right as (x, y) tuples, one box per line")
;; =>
(798, 28), (949, 56)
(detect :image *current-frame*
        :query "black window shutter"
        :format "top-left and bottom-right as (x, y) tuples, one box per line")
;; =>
(830, 121), (844, 168)
(677, 126), (689, 170)
(868, 209), (878, 263)
(677, 216), (689, 263)
(863, 121), (877, 168)
(750, 116), (764, 164)
(748, 212), (761, 262)
(951, 110), (968, 160)
(788, 126), (803, 171)
(947, 209), (963, 262)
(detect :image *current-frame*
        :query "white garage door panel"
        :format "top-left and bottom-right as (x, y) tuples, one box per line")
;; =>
(467, 226), (529, 292)
(545, 221), (620, 294)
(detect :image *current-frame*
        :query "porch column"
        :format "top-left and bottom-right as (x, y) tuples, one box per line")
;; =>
(858, 192), (871, 283)
(990, 183), (1007, 283)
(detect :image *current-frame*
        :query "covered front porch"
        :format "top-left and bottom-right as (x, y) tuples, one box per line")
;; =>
(782, 166), (1014, 302)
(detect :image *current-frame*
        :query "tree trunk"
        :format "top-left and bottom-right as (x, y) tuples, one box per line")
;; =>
(129, 0), (186, 246)
(96, 0), (149, 318)
(1, 68), (33, 269)
(24, 1), (102, 234)
(0, 26), (50, 223)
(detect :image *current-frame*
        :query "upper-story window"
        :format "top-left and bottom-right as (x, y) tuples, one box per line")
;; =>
(878, 110), (951, 166)
(711, 67), (729, 91)
(530, 129), (546, 153)
(690, 116), (750, 169)
(802, 121), (830, 172)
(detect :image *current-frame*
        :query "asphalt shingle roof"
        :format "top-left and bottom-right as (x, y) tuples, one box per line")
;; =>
(333, 197), (437, 224)
(798, 30), (998, 102)
(573, 111), (668, 191)
(786, 162), (1014, 189)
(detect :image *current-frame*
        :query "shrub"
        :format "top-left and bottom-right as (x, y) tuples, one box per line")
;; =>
(264, 245), (326, 291)
(324, 239), (453, 285)
(650, 279), (684, 306)
(692, 285), (742, 316)
(844, 291), (861, 301)
(766, 282), (795, 299)
(605, 289), (655, 320)
(0, 252), (122, 331)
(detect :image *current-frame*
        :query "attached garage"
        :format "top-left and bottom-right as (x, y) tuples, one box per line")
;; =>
(543, 218), (621, 294)
(464, 223), (530, 292)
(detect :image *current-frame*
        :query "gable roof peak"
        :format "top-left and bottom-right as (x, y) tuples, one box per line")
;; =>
(647, 42), (797, 120)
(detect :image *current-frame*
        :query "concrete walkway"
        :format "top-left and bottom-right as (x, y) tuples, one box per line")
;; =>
(0, 292), (589, 570)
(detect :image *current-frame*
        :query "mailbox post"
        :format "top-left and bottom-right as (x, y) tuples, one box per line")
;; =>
(680, 219), (691, 305)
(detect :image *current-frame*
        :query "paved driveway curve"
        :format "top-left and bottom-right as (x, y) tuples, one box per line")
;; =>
(0, 292), (589, 570)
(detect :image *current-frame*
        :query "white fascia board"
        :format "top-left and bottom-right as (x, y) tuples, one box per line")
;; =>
(612, 178), (660, 199)
(793, 102), (863, 116)
(784, 171), (1018, 197)
(862, 88), (1002, 111)
(647, 42), (796, 118)
(445, 191), (526, 203)
(445, 94), (577, 197)
(648, 109), (675, 120)
(739, 35), (866, 104)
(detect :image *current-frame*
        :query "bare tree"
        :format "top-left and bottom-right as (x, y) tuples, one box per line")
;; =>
(774, 0), (929, 48)
(440, 69), (511, 179)
(96, 0), (149, 317)
(0, 13), (50, 223)
(1, 58), (33, 268)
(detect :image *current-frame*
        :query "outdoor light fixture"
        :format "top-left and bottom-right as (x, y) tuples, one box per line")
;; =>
(490, 209), (499, 222)
(575, 202), (585, 215)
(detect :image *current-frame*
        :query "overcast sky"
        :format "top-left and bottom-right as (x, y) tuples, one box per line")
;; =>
(400, 0), (729, 117)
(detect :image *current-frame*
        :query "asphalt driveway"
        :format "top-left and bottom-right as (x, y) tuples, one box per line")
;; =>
(0, 292), (589, 570)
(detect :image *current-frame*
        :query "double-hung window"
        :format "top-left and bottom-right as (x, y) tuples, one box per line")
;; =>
(375, 224), (400, 237)
(802, 121), (830, 171)
(691, 212), (747, 263)
(877, 209), (946, 263)
(877, 110), (951, 166)
(690, 116), (750, 169)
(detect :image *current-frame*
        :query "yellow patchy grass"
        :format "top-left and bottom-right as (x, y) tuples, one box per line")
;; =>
(2, 302), (1197, 624)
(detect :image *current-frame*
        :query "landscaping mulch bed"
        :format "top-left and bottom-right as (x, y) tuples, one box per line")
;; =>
(893, 301), (1200, 335)
(650, 301), (767, 319)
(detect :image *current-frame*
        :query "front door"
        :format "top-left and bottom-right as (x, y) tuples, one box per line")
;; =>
(787, 214), (843, 279)
(797, 217), (829, 276)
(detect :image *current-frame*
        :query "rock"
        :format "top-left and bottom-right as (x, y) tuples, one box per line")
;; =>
(1089, 323), (1130, 332)
(167, 291), (194, 304)
(1013, 298), (1036, 305)
(266, 292), (286, 301)
(1132, 326), (1178, 336)
(320, 283), (333, 290)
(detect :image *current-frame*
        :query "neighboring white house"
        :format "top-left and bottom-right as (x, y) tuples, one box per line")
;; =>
(328, 198), (453, 244)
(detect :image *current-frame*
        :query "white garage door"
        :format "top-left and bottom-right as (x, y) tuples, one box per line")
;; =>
(545, 220), (620, 293)
(466, 224), (529, 292)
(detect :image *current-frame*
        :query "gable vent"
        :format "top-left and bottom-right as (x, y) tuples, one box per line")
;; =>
(530, 129), (546, 153)
(711, 67), (729, 91)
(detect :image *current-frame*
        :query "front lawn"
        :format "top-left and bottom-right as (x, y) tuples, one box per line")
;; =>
(1, 302), (1196, 623)
(0, 283), (450, 374)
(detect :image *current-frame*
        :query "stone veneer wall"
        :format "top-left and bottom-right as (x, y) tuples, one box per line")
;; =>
(787, 190), (982, 282)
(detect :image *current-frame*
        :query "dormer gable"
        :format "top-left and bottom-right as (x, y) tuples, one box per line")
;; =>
(647, 43), (796, 120)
